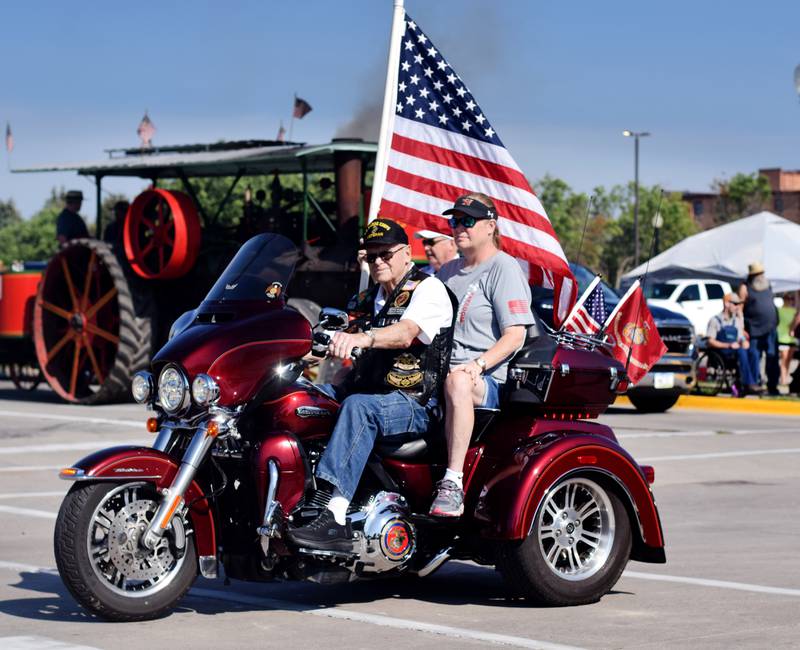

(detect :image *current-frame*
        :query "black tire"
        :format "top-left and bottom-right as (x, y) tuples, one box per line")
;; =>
(34, 238), (155, 404)
(627, 392), (681, 413)
(54, 481), (197, 621)
(496, 476), (632, 606)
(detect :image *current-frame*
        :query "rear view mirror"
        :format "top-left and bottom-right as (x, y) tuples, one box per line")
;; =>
(318, 307), (349, 331)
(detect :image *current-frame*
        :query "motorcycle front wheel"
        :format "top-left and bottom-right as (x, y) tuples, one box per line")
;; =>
(54, 481), (198, 621)
(496, 476), (631, 606)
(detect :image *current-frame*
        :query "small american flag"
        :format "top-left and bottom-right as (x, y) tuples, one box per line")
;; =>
(562, 276), (607, 335)
(276, 121), (286, 142)
(137, 111), (156, 148)
(373, 13), (576, 324)
(5, 123), (13, 153)
(293, 96), (312, 119)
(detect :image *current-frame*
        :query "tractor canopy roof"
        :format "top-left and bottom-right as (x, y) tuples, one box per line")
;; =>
(12, 138), (377, 179)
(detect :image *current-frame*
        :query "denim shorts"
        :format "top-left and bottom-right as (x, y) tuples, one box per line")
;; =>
(479, 375), (501, 409)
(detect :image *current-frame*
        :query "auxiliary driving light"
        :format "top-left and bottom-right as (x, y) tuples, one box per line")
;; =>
(158, 365), (190, 414)
(192, 373), (220, 406)
(131, 371), (154, 403)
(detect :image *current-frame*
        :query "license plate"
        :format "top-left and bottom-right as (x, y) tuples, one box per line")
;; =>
(653, 372), (675, 389)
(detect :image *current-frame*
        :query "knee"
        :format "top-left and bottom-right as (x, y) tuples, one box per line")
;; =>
(445, 372), (472, 401)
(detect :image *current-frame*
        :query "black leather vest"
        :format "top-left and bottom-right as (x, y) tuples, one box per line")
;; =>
(344, 266), (456, 405)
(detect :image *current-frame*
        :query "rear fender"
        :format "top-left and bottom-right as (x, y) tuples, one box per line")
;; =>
(61, 445), (216, 559)
(478, 432), (665, 563)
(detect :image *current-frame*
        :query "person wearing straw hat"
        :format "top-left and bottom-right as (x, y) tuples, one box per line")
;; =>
(56, 190), (90, 245)
(738, 262), (780, 395)
(413, 229), (459, 275)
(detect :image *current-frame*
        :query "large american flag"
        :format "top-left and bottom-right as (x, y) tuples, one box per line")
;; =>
(563, 279), (608, 336)
(137, 112), (156, 148)
(375, 13), (576, 324)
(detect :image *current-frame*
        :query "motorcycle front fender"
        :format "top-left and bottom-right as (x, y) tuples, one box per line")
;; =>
(60, 445), (217, 560)
(478, 432), (665, 563)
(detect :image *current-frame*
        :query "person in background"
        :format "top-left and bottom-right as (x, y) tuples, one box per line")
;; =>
(56, 190), (90, 244)
(413, 229), (459, 275)
(431, 193), (534, 517)
(706, 293), (760, 395)
(777, 292), (798, 387)
(102, 200), (130, 247)
(738, 262), (780, 395)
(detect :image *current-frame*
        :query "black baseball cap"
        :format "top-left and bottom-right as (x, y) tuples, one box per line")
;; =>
(442, 195), (497, 220)
(363, 218), (409, 246)
(65, 190), (84, 202)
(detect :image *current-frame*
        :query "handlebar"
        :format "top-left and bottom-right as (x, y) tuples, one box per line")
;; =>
(311, 330), (361, 360)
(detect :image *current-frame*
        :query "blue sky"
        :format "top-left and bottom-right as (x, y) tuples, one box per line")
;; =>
(2, 0), (799, 221)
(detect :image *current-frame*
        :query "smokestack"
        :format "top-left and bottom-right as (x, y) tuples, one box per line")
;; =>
(333, 142), (363, 228)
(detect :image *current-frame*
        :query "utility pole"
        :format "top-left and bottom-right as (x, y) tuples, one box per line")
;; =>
(623, 130), (650, 266)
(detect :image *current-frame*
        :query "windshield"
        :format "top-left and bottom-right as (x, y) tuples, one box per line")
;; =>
(204, 234), (299, 303)
(645, 282), (678, 300)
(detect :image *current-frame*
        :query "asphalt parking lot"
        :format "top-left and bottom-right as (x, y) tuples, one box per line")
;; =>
(0, 381), (797, 649)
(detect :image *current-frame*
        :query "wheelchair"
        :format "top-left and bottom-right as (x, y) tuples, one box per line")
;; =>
(694, 340), (742, 397)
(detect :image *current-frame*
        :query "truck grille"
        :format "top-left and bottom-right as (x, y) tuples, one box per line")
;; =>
(657, 326), (694, 354)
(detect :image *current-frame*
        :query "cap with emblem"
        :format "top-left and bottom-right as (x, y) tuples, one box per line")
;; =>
(363, 218), (409, 246)
(65, 190), (84, 202)
(442, 195), (497, 220)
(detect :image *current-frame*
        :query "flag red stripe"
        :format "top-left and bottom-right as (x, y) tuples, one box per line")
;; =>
(391, 132), (534, 197)
(385, 166), (557, 238)
(379, 198), (570, 275)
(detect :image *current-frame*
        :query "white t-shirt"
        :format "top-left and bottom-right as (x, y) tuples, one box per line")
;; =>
(374, 274), (453, 344)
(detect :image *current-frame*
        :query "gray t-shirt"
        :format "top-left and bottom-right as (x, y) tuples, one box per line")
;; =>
(437, 251), (534, 383)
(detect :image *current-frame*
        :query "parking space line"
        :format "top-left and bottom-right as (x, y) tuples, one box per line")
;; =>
(0, 465), (62, 473)
(0, 491), (65, 499)
(0, 559), (586, 650)
(624, 570), (800, 597)
(0, 440), (149, 455)
(617, 428), (796, 439)
(0, 408), (143, 428)
(638, 447), (800, 462)
(0, 505), (57, 519)
(0, 636), (102, 650)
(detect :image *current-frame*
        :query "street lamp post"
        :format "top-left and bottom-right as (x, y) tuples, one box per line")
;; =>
(623, 130), (650, 266)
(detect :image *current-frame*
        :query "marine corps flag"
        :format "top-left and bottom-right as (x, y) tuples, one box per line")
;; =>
(602, 280), (667, 384)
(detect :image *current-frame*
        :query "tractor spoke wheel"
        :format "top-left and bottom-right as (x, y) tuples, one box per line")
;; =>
(34, 239), (154, 404)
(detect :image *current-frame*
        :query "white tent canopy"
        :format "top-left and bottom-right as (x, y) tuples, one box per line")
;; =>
(622, 211), (800, 294)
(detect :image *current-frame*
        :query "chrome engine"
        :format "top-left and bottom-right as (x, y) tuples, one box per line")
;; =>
(347, 491), (416, 573)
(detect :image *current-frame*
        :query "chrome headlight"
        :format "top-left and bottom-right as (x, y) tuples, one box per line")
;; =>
(131, 371), (153, 404)
(158, 365), (189, 413)
(192, 373), (220, 406)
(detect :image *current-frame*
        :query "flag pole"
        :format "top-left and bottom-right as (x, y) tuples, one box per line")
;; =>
(359, 0), (405, 292)
(289, 93), (296, 142)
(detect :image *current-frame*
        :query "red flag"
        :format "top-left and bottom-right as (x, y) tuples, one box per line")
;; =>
(137, 111), (156, 147)
(603, 282), (666, 384)
(5, 123), (13, 153)
(293, 96), (312, 119)
(368, 13), (577, 325)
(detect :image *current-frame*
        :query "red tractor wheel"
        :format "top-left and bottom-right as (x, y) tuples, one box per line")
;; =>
(124, 189), (201, 280)
(33, 239), (154, 404)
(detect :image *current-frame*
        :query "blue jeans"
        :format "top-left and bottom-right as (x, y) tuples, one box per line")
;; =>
(750, 330), (780, 392)
(735, 347), (759, 387)
(315, 386), (433, 501)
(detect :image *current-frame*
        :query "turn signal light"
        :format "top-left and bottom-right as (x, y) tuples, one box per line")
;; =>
(59, 467), (79, 478)
(146, 417), (159, 433)
(642, 465), (656, 484)
(207, 421), (220, 438)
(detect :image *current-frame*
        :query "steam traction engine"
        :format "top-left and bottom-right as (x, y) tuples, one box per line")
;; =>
(14, 139), (379, 403)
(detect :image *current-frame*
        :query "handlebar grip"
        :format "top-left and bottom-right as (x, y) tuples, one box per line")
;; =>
(351, 347), (362, 360)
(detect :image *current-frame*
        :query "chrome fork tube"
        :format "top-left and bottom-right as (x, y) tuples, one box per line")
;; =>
(142, 422), (215, 549)
(152, 426), (172, 452)
(258, 460), (280, 555)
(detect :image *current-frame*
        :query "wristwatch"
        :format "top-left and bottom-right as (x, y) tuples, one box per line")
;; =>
(474, 357), (487, 373)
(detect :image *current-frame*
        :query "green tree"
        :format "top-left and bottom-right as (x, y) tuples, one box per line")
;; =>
(712, 172), (771, 224)
(0, 199), (22, 230)
(600, 183), (697, 286)
(0, 188), (63, 265)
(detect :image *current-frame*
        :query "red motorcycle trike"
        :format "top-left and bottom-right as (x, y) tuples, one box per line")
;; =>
(54, 233), (665, 621)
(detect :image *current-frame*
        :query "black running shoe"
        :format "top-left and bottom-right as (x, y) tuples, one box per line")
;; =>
(287, 510), (354, 553)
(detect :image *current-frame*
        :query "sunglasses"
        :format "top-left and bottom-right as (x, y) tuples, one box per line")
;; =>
(365, 246), (405, 264)
(449, 215), (488, 229)
(422, 237), (445, 247)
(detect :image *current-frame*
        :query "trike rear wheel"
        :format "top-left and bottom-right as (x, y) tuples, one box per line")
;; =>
(496, 476), (631, 606)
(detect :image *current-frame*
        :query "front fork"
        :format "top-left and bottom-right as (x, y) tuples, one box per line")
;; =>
(142, 421), (217, 550)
